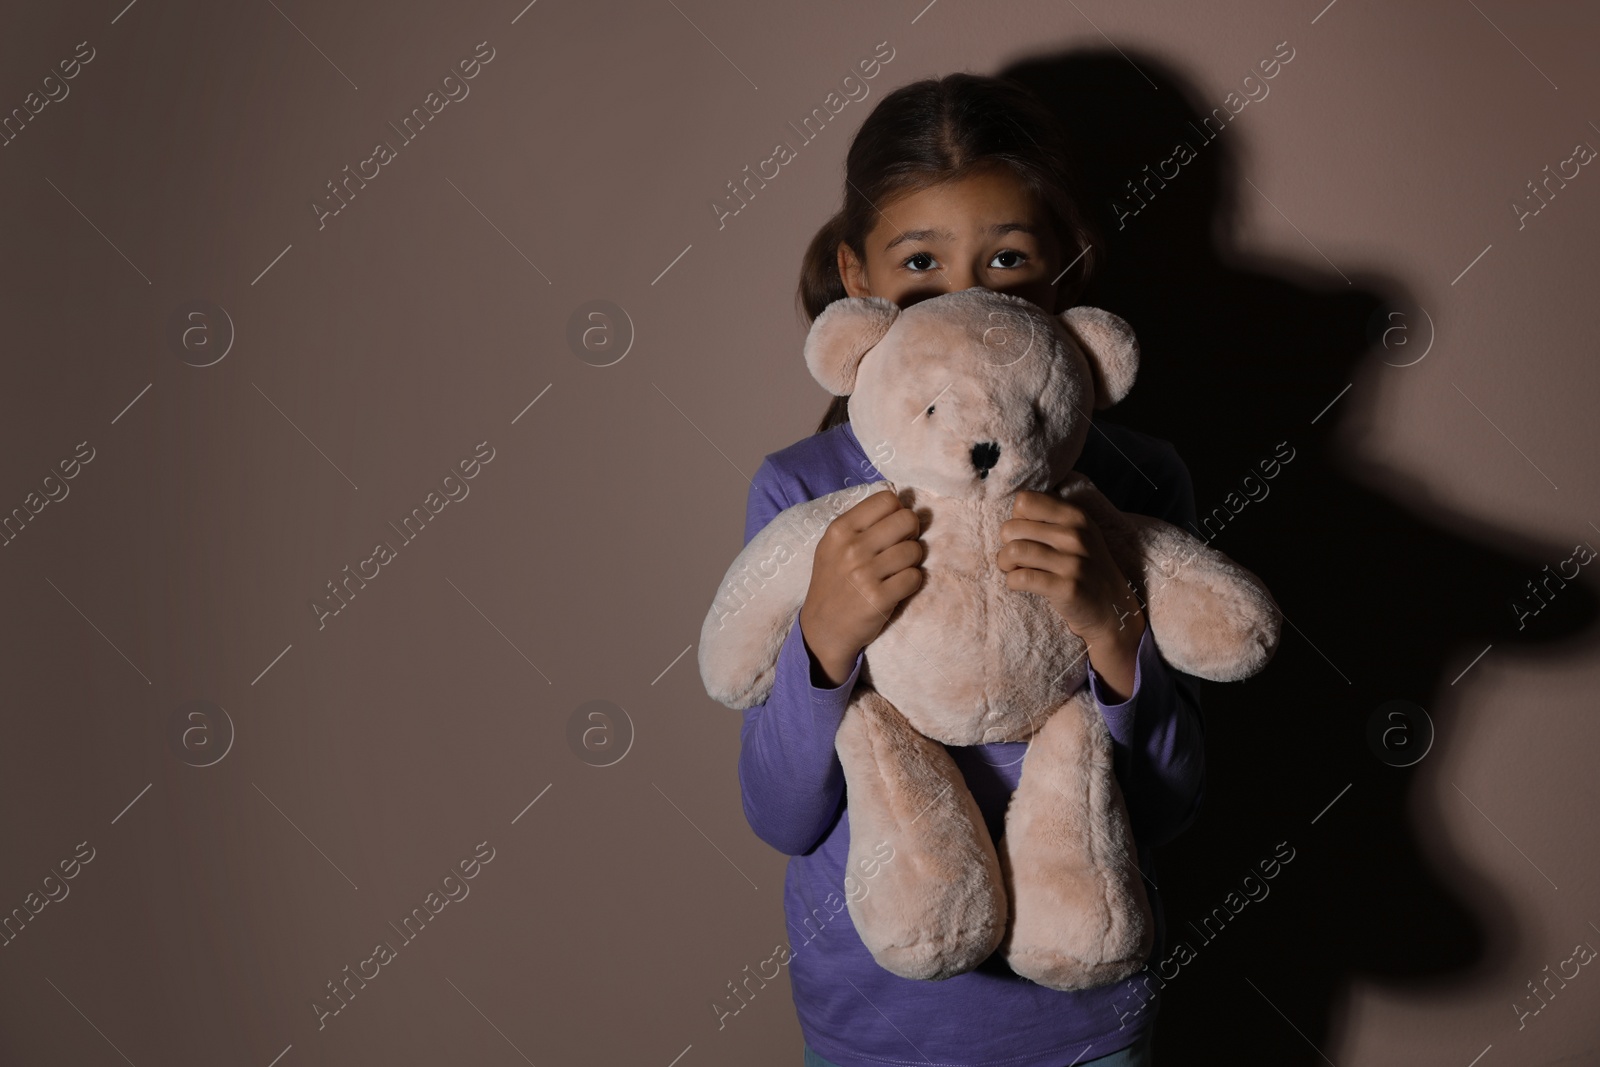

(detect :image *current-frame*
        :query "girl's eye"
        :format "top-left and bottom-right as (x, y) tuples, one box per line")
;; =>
(901, 250), (1029, 271)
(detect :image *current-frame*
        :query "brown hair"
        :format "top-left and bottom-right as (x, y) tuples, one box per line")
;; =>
(798, 72), (1104, 433)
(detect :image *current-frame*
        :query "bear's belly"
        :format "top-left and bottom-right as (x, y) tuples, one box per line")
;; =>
(861, 494), (1089, 746)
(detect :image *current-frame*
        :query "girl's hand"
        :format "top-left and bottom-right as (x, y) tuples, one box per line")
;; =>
(799, 490), (925, 687)
(998, 490), (1146, 697)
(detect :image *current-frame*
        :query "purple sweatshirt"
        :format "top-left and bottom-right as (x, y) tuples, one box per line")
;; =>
(731, 418), (1206, 1066)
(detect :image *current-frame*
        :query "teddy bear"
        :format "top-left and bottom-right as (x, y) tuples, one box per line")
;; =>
(697, 286), (1281, 991)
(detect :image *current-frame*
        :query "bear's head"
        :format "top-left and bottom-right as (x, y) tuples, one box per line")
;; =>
(804, 287), (1140, 499)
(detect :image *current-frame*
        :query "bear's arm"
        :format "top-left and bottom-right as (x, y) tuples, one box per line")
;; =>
(1058, 474), (1280, 683)
(1117, 511), (1280, 682)
(698, 480), (889, 709)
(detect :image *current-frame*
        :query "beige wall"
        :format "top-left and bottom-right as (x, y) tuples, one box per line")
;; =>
(0, 0), (1595, 1064)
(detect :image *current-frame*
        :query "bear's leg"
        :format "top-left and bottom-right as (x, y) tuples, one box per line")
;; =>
(997, 690), (1154, 991)
(835, 688), (1007, 981)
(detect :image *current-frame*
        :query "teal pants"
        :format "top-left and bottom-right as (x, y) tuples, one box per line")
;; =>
(804, 1026), (1155, 1066)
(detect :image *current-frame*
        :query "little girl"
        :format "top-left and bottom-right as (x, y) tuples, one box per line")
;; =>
(735, 72), (1205, 1067)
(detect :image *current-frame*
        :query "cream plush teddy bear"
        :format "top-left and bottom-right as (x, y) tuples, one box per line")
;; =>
(698, 287), (1280, 991)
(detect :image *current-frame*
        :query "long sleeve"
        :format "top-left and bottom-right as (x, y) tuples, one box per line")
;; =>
(1087, 629), (1206, 847)
(1083, 443), (1207, 848)
(736, 460), (864, 856)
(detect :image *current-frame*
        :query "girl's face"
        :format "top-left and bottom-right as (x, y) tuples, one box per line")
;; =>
(837, 165), (1066, 314)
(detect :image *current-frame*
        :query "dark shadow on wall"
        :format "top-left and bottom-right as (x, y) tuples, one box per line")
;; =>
(1000, 47), (1600, 1062)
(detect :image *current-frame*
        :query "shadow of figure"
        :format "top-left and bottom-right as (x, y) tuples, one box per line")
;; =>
(1001, 48), (1600, 1062)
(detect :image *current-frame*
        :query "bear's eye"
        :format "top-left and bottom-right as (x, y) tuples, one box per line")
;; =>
(926, 405), (935, 416)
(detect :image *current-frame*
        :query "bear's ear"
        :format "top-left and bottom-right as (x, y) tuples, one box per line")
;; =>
(1060, 306), (1139, 410)
(804, 296), (900, 396)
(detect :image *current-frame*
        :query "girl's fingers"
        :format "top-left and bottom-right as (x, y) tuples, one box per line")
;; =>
(997, 537), (1083, 576)
(998, 517), (1085, 554)
(1004, 565), (1064, 599)
(1012, 491), (1082, 524)
(878, 565), (924, 605)
(856, 503), (921, 555)
(837, 488), (905, 533)
(867, 537), (925, 579)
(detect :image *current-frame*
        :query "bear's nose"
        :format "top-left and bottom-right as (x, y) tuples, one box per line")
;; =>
(971, 441), (1001, 478)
